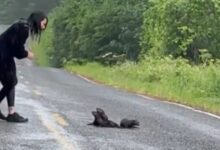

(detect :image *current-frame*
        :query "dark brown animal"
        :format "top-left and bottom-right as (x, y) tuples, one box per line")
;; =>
(88, 108), (139, 129)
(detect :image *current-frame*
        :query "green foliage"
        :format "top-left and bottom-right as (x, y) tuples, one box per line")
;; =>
(65, 57), (220, 114)
(33, 0), (220, 114)
(110, 56), (220, 100)
(141, 0), (220, 63)
(48, 0), (147, 67)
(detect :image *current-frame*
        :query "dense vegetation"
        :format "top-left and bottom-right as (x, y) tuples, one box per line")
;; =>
(40, 0), (220, 66)
(34, 0), (220, 114)
(43, 0), (147, 67)
(141, 0), (220, 64)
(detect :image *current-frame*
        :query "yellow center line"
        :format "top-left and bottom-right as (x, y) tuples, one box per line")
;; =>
(42, 122), (74, 150)
(53, 113), (69, 127)
(32, 90), (42, 96)
(35, 111), (77, 150)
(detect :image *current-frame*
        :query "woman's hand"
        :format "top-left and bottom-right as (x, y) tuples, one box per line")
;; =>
(27, 51), (34, 59)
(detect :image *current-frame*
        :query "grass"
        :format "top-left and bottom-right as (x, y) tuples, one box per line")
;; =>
(64, 57), (220, 115)
(31, 19), (220, 115)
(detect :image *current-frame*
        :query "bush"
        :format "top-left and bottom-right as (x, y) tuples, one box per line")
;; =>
(141, 0), (220, 63)
(49, 0), (147, 67)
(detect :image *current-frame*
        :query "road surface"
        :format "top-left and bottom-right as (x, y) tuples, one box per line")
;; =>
(0, 59), (220, 150)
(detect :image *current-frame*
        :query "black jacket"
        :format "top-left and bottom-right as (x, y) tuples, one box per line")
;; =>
(0, 19), (29, 61)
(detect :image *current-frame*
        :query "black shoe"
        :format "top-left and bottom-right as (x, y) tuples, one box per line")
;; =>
(6, 112), (28, 123)
(0, 110), (6, 120)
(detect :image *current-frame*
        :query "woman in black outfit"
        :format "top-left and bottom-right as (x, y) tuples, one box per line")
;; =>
(0, 11), (48, 123)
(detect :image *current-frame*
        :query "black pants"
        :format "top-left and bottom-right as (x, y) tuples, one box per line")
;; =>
(0, 59), (17, 107)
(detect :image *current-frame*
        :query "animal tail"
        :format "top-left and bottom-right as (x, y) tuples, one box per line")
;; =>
(120, 119), (139, 128)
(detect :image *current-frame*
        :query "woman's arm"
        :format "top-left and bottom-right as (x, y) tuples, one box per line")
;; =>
(27, 51), (34, 59)
(12, 21), (30, 59)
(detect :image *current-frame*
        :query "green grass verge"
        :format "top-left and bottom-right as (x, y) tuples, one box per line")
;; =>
(65, 57), (220, 115)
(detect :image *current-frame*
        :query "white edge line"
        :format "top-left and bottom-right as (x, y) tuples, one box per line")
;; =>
(77, 74), (98, 85)
(138, 94), (220, 120)
(77, 74), (220, 120)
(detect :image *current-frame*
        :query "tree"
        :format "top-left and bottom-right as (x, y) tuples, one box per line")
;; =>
(49, 0), (148, 66)
(141, 0), (220, 63)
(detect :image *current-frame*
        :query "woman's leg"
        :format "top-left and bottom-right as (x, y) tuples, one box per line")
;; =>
(7, 86), (15, 114)
(1, 69), (17, 114)
(0, 80), (6, 120)
(0, 84), (11, 102)
(2, 60), (28, 123)
(0, 70), (16, 120)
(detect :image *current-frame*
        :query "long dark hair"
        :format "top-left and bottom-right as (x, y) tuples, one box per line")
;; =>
(27, 11), (48, 41)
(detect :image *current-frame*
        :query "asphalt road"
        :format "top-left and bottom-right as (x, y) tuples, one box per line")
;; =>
(0, 59), (220, 150)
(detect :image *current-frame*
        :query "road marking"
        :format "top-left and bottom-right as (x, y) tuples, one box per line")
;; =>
(16, 80), (79, 150)
(137, 94), (156, 101)
(77, 74), (98, 85)
(76, 74), (220, 120)
(35, 109), (78, 150)
(33, 90), (42, 96)
(53, 113), (69, 127)
(138, 94), (220, 120)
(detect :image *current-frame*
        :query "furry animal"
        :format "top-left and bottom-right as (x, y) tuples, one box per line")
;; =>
(88, 108), (139, 129)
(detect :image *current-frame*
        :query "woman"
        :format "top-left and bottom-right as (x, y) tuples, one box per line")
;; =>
(0, 11), (48, 123)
